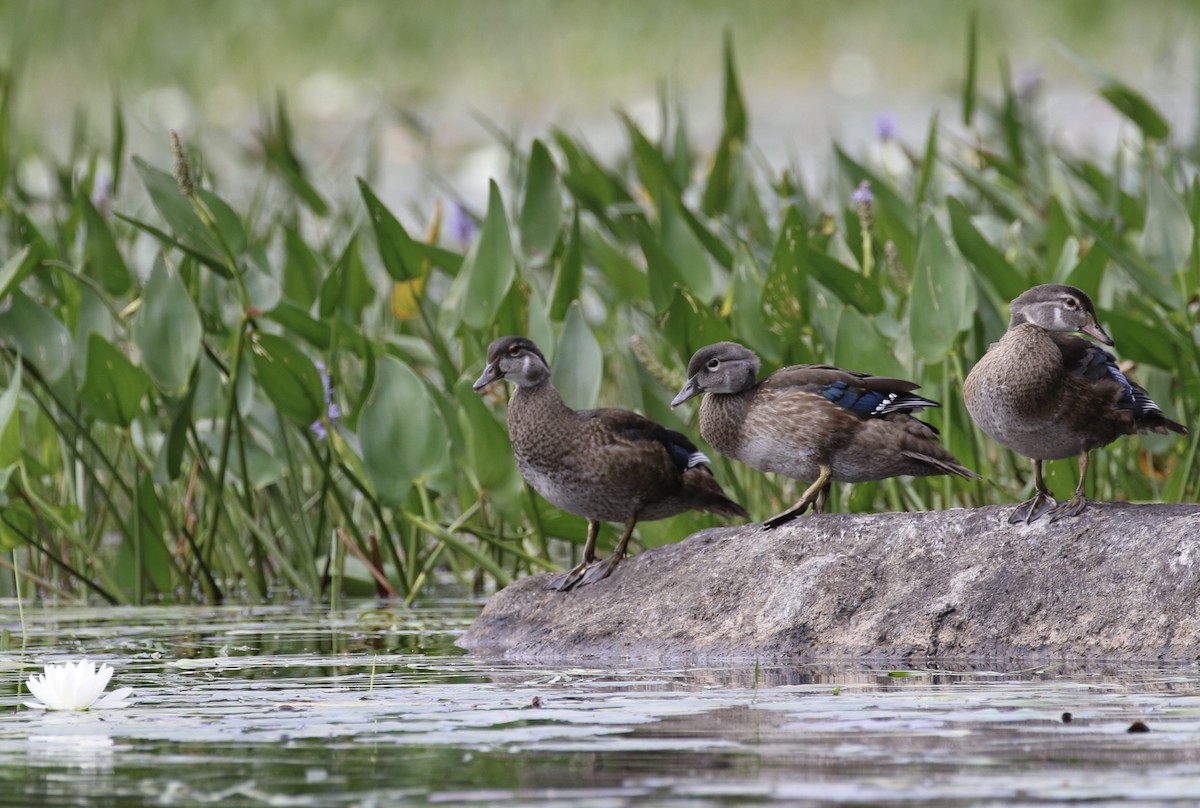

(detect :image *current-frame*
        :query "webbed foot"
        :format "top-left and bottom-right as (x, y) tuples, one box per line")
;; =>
(1047, 494), (1088, 523)
(1009, 491), (1057, 524)
(574, 554), (623, 587)
(762, 501), (813, 531)
(546, 559), (595, 591)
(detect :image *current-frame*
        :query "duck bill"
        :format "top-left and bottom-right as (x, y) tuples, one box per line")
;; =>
(472, 363), (502, 392)
(1081, 317), (1114, 346)
(670, 377), (701, 408)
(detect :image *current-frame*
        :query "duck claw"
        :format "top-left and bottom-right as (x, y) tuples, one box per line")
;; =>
(1047, 495), (1088, 523)
(1009, 491), (1057, 524)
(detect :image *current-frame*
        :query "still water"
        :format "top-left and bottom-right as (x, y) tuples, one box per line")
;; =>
(2, 600), (1200, 806)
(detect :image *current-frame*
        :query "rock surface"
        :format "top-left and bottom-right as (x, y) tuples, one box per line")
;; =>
(457, 503), (1200, 661)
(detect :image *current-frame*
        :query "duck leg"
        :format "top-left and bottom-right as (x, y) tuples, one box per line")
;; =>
(1048, 451), (1090, 523)
(1009, 459), (1057, 524)
(575, 515), (638, 587)
(548, 519), (601, 591)
(763, 465), (833, 530)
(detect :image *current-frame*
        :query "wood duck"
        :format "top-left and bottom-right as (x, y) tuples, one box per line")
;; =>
(473, 336), (748, 589)
(963, 283), (1186, 523)
(672, 341), (978, 528)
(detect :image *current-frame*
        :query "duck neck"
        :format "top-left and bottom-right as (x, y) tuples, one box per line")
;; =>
(698, 388), (752, 454)
(508, 379), (573, 439)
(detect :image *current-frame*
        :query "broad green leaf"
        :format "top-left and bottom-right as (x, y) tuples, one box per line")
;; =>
(908, 215), (974, 364)
(446, 180), (516, 331)
(282, 226), (320, 308)
(81, 195), (132, 295)
(636, 219), (684, 312)
(1045, 196), (1072, 275)
(358, 356), (448, 507)
(1065, 240), (1108, 291)
(0, 361), (21, 468)
(196, 187), (247, 256)
(1140, 169), (1192, 275)
(79, 334), (151, 427)
(660, 194), (716, 302)
(701, 31), (747, 215)
(154, 385), (195, 483)
(249, 333), (324, 425)
(519, 139), (562, 258)
(549, 212), (584, 321)
(0, 291), (73, 382)
(663, 287), (734, 360)
(554, 302), (602, 410)
(1102, 308), (1177, 369)
(0, 245), (31, 300)
(0, 498), (34, 550)
(455, 379), (521, 497)
(134, 256), (202, 396)
(358, 178), (423, 281)
(729, 245), (779, 363)
(267, 302), (331, 350)
(320, 235), (375, 323)
(1100, 82), (1170, 141)
(947, 198), (1025, 300)
(836, 308), (909, 379)
(132, 157), (224, 268)
(807, 251), (885, 315)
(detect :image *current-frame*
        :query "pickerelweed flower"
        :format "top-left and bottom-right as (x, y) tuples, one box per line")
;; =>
(310, 360), (341, 441)
(874, 112), (898, 142)
(24, 659), (134, 711)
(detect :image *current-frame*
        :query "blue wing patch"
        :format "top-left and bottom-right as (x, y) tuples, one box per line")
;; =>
(820, 381), (937, 419)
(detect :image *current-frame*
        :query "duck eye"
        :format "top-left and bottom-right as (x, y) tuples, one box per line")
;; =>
(706, 359), (720, 370)
(1064, 298), (1079, 310)
(507, 345), (522, 356)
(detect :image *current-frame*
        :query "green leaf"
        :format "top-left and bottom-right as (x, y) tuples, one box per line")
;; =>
(447, 180), (516, 331)
(807, 251), (885, 315)
(358, 356), (448, 507)
(133, 256), (202, 396)
(358, 178), (423, 282)
(154, 384), (194, 483)
(0, 361), (22, 468)
(636, 219), (684, 312)
(0, 291), (73, 382)
(729, 245), (779, 363)
(549, 212), (584, 321)
(81, 195), (132, 295)
(519, 139), (562, 259)
(131, 157), (224, 267)
(1100, 82), (1170, 141)
(0, 245), (32, 300)
(554, 302), (602, 410)
(660, 193), (716, 302)
(1045, 196), (1072, 276)
(249, 333), (324, 425)
(455, 379), (521, 498)
(1140, 169), (1192, 275)
(319, 235), (374, 323)
(961, 11), (978, 126)
(79, 334), (151, 427)
(833, 307), (908, 380)
(908, 215), (974, 364)
(947, 197), (1025, 301)
(701, 31), (747, 215)
(195, 187), (247, 257)
(915, 111), (938, 207)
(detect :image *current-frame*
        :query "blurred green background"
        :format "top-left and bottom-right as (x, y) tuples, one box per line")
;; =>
(2, 0), (1197, 197)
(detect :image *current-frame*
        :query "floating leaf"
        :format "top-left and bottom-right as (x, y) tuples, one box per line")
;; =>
(79, 334), (151, 427)
(249, 333), (324, 425)
(133, 256), (202, 396)
(358, 356), (448, 507)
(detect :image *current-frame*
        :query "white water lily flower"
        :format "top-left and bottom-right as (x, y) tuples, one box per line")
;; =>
(23, 659), (134, 711)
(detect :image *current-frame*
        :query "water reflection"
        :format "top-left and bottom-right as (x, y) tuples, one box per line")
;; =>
(3, 600), (1200, 805)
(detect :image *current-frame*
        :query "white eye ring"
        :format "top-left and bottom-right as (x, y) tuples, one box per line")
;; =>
(1064, 298), (1079, 309)
(706, 359), (720, 370)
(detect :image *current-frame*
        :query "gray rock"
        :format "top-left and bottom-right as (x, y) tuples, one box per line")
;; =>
(457, 503), (1200, 661)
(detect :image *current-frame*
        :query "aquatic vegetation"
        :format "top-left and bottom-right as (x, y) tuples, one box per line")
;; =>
(0, 29), (1194, 603)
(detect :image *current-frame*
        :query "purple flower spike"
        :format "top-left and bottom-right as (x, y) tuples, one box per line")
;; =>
(874, 112), (898, 142)
(310, 359), (340, 441)
(851, 181), (873, 206)
(447, 200), (478, 245)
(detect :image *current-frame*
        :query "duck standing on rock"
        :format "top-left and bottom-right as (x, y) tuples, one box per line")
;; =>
(671, 341), (978, 529)
(473, 336), (748, 589)
(963, 284), (1186, 523)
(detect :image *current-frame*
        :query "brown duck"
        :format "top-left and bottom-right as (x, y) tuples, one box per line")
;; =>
(672, 341), (978, 528)
(964, 283), (1186, 523)
(474, 336), (747, 589)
